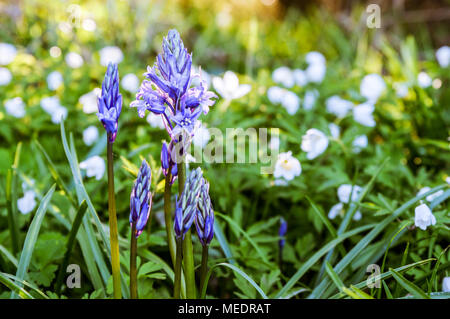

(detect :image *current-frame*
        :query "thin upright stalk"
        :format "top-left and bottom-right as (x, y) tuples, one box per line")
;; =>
(6, 169), (19, 255)
(278, 249), (283, 272)
(164, 169), (177, 268)
(107, 137), (122, 299)
(173, 237), (183, 299)
(130, 223), (138, 299)
(199, 245), (209, 297)
(178, 162), (196, 298)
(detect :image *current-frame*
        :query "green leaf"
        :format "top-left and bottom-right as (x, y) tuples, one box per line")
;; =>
(317, 158), (389, 283)
(0, 272), (49, 299)
(216, 212), (269, 264)
(309, 184), (447, 299)
(275, 223), (374, 298)
(325, 261), (344, 292)
(349, 285), (374, 299)
(306, 196), (338, 238)
(389, 268), (430, 299)
(11, 184), (56, 299)
(201, 262), (268, 299)
(0, 244), (18, 268)
(330, 258), (435, 299)
(55, 200), (88, 293)
(0, 272), (34, 299)
(214, 217), (235, 264)
(34, 140), (76, 206)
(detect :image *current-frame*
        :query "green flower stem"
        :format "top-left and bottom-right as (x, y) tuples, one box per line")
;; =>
(178, 161), (196, 299)
(107, 137), (122, 299)
(199, 245), (209, 297)
(164, 169), (177, 268)
(130, 223), (138, 299)
(174, 237), (183, 299)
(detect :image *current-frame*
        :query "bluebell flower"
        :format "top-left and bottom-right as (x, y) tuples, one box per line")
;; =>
(130, 160), (152, 237)
(131, 29), (217, 142)
(130, 80), (167, 117)
(161, 141), (178, 184)
(174, 168), (203, 239)
(170, 98), (203, 138)
(97, 63), (122, 142)
(278, 218), (287, 249)
(195, 179), (214, 246)
(185, 80), (217, 114)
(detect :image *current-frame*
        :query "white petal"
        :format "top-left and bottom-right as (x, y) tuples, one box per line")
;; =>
(223, 71), (239, 92)
(233, 84), (251, 99)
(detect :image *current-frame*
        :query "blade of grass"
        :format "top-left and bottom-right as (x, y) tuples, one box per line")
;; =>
(20, 173), (104, 292)
(68, 132), (128, 298)
(325, 261), (345, 292)
(398, 291), (450, 299)
(54, 200), (88, 294)
(61, 120), (128, 296)
(216, 212), (269, 265)
(200, 262), (268, 299)
(341, 287), (361, 299)
(317, 158), (390, 283)
(214, 218), (235, 265)
(34, 140), (77, 207)
(390, 268), (430, 299)
(306, 196), (346, 257)
(60, 119), (110, 252)
(0, 244), (18, 268)
(349, 285), (374, 299)
(11, 184), (55, 299)
(306, 196), (338, 238)
(1, 272), (49, 299)
(429, 245), (449, 293)
(275, 223), (374, 298)
(377, 221), (412, 298)
(0, 273), (34, 299)
(308, 184), (446, 299)
(6, 142), (22, 255)
(329, 258), (435, 298)
(6, 168), (19, 255)
(383, 281), (393, 299)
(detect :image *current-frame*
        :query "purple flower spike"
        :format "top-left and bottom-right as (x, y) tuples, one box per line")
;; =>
(130, 29), (217, 148)
(173, 167), (203, 239)
(97, 63), (122, 142)
(161, 141), (178, 185)
(195, 179), (214, 246)
(278, 217), (288, 249)
(130, 160), (152, 238)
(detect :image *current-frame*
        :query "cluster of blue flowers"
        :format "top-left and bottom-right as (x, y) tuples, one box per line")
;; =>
(95, 29), (216, 250)
(174, 167), (214, 246)
(131, 29), (217, 184)
(97, 62), (123, 143)
(130, 160), (152, 238)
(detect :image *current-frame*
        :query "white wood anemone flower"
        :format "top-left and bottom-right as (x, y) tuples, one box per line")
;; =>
(360, 73), (385, 103)
(301, 128), (329, 160)
(17, 190), (37, 215)
(337, 184), (362, 204)
(272, 66), (295, 88)
(414, 203), (436, 230)
(4, 97), (26, 118)
(212, 71), (251, 100)
(353, 103), (375, 127)
(79, 155), (106, 180)
(273, 151), (302, 182)
(83, 126), (99, 146)
(436, 46), (450, 68)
